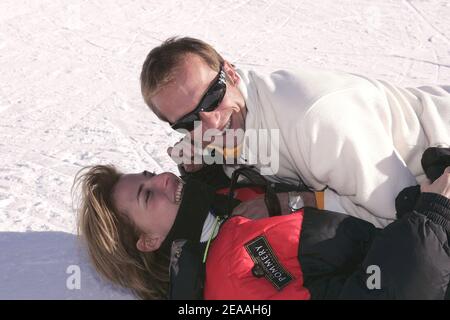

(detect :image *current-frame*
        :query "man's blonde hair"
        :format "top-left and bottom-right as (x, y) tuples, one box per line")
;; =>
(72, 165), (170, 299)
(140, 36), (224, 121)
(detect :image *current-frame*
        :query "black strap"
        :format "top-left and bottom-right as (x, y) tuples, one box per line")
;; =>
(227, 167), (281, 217)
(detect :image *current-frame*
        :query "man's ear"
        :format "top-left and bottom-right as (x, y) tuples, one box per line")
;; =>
(223, 60), (240, 86)
(136, 233), (162, 252)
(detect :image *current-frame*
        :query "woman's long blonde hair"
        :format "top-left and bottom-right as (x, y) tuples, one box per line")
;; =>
(72, 165), (170, 299)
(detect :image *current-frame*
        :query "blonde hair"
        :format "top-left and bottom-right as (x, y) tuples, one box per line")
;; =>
(140, 36), (225, 121)
(72, 165), (170, 299)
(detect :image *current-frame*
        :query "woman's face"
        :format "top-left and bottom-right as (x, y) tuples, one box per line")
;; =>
(112, 171), (184, 252)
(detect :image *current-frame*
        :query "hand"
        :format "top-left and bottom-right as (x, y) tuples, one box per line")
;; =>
(168, 144), (205, 172)
(167, 125), (224, 173)
(167, 133), (205, 173)
(420, 166), (450, 199)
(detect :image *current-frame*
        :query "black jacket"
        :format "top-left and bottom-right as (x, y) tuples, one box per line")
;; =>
(169, 148), (450, 299)
(301, 193), (450, 299)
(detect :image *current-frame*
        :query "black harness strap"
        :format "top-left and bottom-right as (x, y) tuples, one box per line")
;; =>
(227, 167), (281, 217)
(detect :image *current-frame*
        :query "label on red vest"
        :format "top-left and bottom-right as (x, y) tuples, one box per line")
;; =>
(244, 235), (294, 290)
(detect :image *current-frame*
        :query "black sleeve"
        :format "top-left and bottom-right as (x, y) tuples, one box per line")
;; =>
(395, 185), (420, 219)
(338, 193), (450, 300)
(299, 208), (379, 299)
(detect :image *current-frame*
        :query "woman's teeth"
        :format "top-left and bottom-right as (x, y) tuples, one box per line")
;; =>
(174, 180), (185, 204)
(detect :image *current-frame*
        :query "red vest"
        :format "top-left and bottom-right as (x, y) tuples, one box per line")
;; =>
(204, 210), (310, 300)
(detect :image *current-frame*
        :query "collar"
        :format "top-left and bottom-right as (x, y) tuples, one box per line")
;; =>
(160, 178), (240, 250)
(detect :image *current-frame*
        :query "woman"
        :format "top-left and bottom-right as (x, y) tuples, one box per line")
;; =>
(72, 163), (450, 300)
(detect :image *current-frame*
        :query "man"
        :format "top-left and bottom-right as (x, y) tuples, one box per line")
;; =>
(140, 37), (450, 227)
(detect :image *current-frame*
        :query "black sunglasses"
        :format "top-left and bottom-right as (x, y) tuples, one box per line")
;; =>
(170, 66), (227, 131)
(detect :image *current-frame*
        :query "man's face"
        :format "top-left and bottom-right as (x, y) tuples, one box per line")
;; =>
(151, 54), (247, 146)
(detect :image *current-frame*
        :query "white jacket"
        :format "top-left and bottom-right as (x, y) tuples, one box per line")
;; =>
(234, 66), (450, 227)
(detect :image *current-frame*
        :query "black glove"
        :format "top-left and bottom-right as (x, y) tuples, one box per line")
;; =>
(395, 147), (450, 219)
(421, 147), (450, 183)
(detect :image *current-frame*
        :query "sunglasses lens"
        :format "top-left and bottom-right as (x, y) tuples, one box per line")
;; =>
(170, 68), (226, 132)
(201, 85), (226, 112)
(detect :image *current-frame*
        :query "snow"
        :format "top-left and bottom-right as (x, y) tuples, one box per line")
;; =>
(0, 0), (448, 299)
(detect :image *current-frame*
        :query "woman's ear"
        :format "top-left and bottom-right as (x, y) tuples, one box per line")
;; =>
(136, 233), (161, 252)
(223, 60), (240, 86)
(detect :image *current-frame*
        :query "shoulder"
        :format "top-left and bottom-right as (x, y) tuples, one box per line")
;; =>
(240, 66), (382, 119)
